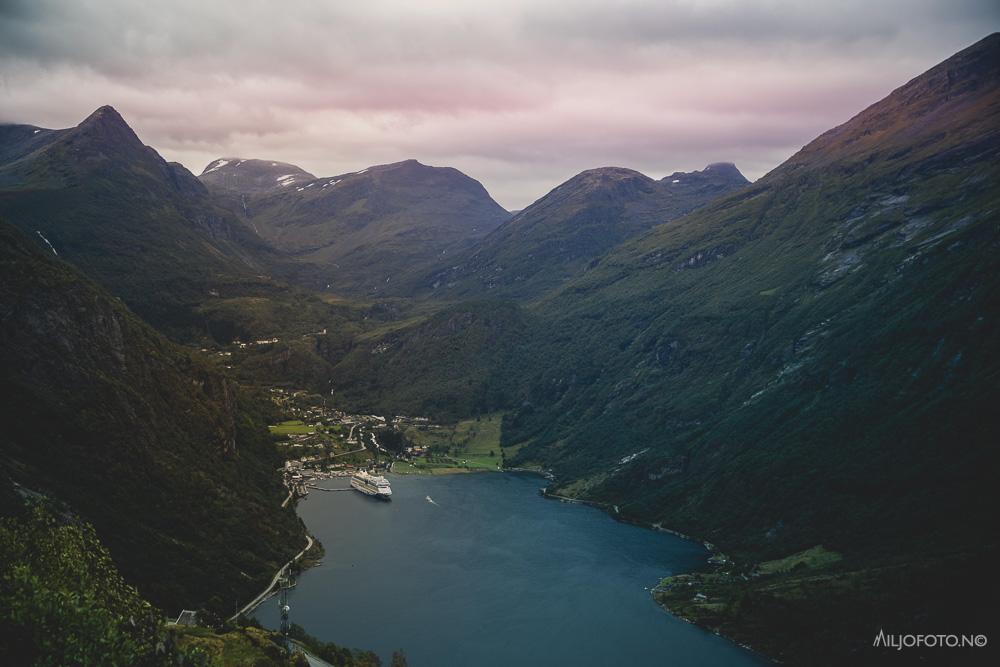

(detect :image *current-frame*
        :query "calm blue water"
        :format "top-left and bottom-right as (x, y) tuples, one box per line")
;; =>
(256, 473), (766, 666)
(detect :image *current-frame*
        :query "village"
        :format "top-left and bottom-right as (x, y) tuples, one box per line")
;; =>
(266, 388), (442, 503)
(262, 386), (511, 505)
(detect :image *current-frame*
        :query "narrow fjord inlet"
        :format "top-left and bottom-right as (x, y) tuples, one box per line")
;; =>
(1, 5), (999, 666)
(255, 474), (767, 666)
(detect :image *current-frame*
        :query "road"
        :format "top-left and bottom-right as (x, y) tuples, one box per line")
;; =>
(244, 422), (370, 620)
(328, 446), (366, 458)
(290, 639), (337, 667)
(369, 431), (387, 454)
(229, 533), (315, 622)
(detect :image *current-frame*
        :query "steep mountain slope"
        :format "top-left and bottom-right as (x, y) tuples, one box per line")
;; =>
(0, 220), (303, 614)
(421, 163), (748, 299)
(2, 107), (433, 388)
(330, 300), (532, 419)
(511, 32), (1000, 529)
(0, 106), (281, 335)
(495, 34), (1000, 663)
(319, 33), (1000, 664)
(0, 500), (385, 666)
(204, 158), (510, 295)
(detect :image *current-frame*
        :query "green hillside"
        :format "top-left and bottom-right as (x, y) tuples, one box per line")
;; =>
(0, 107), (307, 339)
(422, 162), (749, 299)
(0, 500), (387, 667)
(0, 220), (304, 615)
(507, 32), (1000, 557)
(330, 300), (532, 419)
(317, 33), (1000, 664)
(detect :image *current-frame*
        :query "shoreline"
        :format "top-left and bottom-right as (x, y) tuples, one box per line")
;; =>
(390, 460), (554, 478)
(536, 486), (772, 663)
(229, 532), (317, 622)
(285, 467), (771, 663)
(325, 437), (743, 655)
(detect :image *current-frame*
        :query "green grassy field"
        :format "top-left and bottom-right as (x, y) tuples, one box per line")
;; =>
(757, 545), (842, 574)
(268, 419), (364, 464)
(268, 419), (321, 435)
(399, 413), (504, 473)
(392, 461), (473, 475)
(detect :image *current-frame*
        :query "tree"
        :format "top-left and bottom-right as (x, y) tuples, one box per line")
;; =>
(0, 504), (165, 665)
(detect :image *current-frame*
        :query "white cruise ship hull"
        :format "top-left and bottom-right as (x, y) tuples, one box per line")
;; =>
(351, 476), (392, 500)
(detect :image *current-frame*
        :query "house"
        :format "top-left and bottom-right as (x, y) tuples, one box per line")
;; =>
(171, 610), (198, 626)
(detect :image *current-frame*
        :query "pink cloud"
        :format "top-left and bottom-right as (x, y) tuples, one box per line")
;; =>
(1, 0), (996, 208)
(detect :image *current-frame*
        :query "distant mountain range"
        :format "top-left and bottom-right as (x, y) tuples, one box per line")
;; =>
(422, 162), (748, 298)
(200, 157), (511, 295)
(0, 105), (742, 311)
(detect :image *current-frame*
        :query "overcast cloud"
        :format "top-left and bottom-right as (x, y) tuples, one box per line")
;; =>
(1, 0), (997, 208)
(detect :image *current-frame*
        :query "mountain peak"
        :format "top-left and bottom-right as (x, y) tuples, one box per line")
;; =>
(79, 105), (127, 129)
(703, 162), (743, 176)
(74, 105), (142, 146)
(198, 157), (315, 194)
(360, 159), (427, 175)
(559, 167), (652, 194)
(663, 162), (749, 187)
(577, 166), (649, 179)
(428, 158), (750, 298)
(327, 159), (499, 200)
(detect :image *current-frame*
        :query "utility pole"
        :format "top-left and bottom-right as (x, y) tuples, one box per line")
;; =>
(278, 572), (293, 650)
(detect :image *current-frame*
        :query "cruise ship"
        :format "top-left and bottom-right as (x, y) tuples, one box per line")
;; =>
(350, 470), (392, 500)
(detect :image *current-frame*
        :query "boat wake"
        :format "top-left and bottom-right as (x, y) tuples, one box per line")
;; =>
(426, 495), (438, 506)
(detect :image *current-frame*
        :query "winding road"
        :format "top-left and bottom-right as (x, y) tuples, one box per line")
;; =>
(229, 533), (315, 622)
(239, 422), (369, 621)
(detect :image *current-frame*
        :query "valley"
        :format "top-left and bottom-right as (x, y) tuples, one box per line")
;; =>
(1, 29), (998, 667)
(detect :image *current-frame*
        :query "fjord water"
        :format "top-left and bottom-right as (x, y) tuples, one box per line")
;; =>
(257, 473), (765, 666)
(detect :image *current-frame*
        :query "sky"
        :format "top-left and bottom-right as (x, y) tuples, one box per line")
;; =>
(1, 1), (998, 209)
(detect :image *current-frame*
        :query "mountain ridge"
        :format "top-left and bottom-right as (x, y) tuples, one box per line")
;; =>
(0, 105), (287, 336)
(776, 33), (1000, 177)
(203, 157), (511, 296)
(418, 161), (749, 299)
